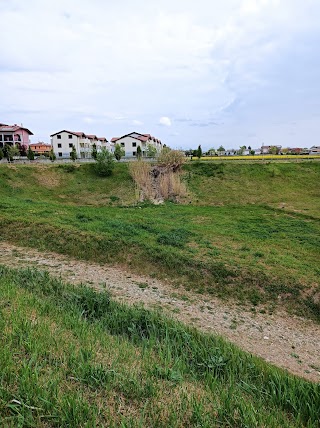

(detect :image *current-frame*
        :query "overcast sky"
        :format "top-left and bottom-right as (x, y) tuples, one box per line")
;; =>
(1, 0), (320, 150)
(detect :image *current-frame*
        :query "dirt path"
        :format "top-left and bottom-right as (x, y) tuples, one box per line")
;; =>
(0, 241), (319, 382)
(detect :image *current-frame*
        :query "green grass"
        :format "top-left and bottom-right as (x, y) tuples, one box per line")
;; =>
(0, 162), (319, 320)
(0, 265), (319, 427)
(183, 161), (320, 218)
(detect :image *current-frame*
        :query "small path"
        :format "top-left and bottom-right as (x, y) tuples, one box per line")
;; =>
(0, 241), (319, 382)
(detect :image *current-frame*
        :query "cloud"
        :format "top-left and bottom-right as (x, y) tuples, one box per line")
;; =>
(1, 0), (320, 149)
(132, 120), (143, 126)
(159, 116), (172, 127)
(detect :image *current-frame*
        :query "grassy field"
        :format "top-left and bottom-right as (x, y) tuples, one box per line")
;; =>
(0, 265), (319, 427)
(0, 162), (319, 321)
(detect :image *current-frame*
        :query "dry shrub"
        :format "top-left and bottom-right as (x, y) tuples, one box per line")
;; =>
(159, 171), (186, 201)
(128, 161), (153, 200)
(157, 149), (186, 171)
(129, 158), (187, 203)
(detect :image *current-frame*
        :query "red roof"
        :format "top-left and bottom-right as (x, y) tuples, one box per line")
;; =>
(50, 130), (86, 137)
(0, 124), (33, 135)
(111, 132), (160, 143)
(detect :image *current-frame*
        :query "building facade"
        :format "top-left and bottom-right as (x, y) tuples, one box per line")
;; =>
(50, 130), (111, 159)
(0, 123), (33, 149)
(29, 142), (52, 156)
(110, 132), (163, 158)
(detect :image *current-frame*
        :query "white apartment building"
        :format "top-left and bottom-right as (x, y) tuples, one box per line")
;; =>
(110, 132), (163, 157)
(50, 130), (112, 159)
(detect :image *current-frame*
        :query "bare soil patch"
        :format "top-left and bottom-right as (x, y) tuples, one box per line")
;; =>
(0, 241), (319, 382)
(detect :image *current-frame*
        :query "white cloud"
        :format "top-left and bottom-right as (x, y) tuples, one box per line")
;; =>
(159, 117), (172, 127)
(1, 0), (320, 148)
(132, 120), (143, 126)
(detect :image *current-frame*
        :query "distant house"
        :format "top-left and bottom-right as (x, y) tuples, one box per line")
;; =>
(261, 145), (282, 154)
(111, 132), (163, 157)
(309, 146), (320, 155)
(50, 130), (110, 159)
(29, 142), (52, 156)
(0, 123), (33, 149)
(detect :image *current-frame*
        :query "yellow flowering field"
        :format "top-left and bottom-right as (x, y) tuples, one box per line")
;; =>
(190, 155), (319, 161)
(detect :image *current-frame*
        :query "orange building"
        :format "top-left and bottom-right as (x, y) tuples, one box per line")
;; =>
(29, 142), (52, 156)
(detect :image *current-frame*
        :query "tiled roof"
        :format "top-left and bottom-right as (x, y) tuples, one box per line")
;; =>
(50, 130), (86, 137)
(0, 124), (33, 135)
(111, 132), (161, 144)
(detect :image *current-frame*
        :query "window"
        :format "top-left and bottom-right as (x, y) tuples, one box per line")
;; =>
(132, 142), (136, 147)
(58, 143), (62, 148)
(68, 134), (73, 139)
(121, 142), (125, 147)
(58, 152), (62, 157)
(57, 135), (61, 139)
(133, 151), (136, 156)
(69, 143), (73, 148)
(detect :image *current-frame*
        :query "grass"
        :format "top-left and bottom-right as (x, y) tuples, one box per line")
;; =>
(0, 265), (319, 427)
(0, 162), (319, 320)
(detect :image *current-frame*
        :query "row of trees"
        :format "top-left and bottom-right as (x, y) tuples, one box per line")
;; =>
(0, 143), (57, 162)
(185, 145), (256, 157)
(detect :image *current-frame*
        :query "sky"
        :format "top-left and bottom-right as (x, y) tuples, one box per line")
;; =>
(1, 0), (320, 151)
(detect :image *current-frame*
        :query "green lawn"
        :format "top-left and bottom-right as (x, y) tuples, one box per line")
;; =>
(0, 265), (318, 427)
(0, 162), (319, 320)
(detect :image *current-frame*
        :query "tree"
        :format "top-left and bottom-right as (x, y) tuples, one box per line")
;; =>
(94, 148), (115, 176)
(114, 143), (125, 161)
(250, 149), (255, 155)
(136, 145), (142, 159)
(4, 144), (20, 162)
(70, 144), (77, 162)
(208, 148), (216, 156)
(238, 145), (246, 155)
(269, 146), (280, 155)
(91, 143), (97, 160)
(196, 145), (202, 159)
(0, 148), (3, 160)
(18, 144), (28, 156)
(217, 145), (225, 155)
(49, 148), (56, 162)
(27, 146), (35, 161)
(146, 143), (157, 158)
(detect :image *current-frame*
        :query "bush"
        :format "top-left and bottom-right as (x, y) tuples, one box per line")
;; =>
(157, 148), (186, 171)
(114, 144), (125, 161)
(27, 146), (35, 161)
(94, 148), (115, 176)
(59, 164), (77, 173)
(49, 149), (56, 162)
(70, 144), (77, 162)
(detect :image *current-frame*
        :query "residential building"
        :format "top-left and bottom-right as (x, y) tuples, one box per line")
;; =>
(50, 130), (110, 159)
(110, 132), (163, 157)
(261, 145), (282, 154)
(29, 142), (52, 156)
(0, 123), (33, 149)
(309, 146), (320, 155)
